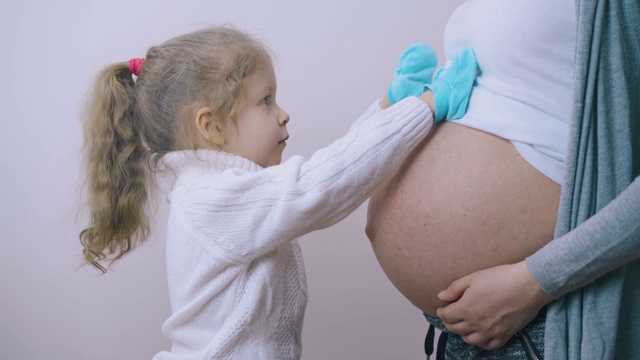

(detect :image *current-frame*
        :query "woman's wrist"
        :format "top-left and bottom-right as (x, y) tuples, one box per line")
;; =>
(518, 261), (554, 308)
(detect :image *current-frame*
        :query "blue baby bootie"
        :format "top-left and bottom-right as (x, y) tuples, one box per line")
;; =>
(388, 43), (438, 105)
(425, 48), (478, 122)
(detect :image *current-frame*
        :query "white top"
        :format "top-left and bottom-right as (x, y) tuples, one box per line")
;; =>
(153, 97), (433, 360)
(444, 0), (577, 184)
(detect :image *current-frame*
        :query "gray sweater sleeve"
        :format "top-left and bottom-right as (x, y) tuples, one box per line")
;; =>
(526, 176), (640, 299)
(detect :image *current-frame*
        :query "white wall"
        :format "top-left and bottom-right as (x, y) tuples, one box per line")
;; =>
(0, 1), (463, 359)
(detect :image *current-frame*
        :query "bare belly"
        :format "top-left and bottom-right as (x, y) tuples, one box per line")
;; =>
(366, 122), (560, 316)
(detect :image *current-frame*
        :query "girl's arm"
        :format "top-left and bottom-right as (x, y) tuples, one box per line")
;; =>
(348, 93), (419, 133)
(346, 99), (385, 134)
(175, 96), (434, 262)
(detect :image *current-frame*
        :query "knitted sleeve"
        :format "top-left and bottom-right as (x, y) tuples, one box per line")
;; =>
(348, 100), (383, 132)
(176, 97), (432, 262)
(526, 176), (640, 298)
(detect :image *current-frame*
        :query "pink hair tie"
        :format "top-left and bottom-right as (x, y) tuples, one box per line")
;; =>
(129, 58), (145, 76)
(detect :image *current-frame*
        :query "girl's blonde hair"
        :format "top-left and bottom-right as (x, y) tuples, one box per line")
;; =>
(80, 26), (272, 273)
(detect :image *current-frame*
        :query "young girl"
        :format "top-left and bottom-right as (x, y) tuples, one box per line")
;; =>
(79, 26), (476, 359)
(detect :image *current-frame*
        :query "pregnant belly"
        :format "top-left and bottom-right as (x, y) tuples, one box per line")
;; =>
(366, 122), (560, 316)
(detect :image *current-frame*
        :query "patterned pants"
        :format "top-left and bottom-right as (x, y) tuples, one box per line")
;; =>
(423, 307), (546, 359)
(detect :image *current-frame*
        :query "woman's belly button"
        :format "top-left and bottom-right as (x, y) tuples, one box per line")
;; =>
(366, 122), (560, 315)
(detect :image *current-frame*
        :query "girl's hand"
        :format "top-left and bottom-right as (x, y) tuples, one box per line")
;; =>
(387, 43), (438, 105)
(379, 95), (391, 110)
(381, 91), (435, 116)
(435, 261), (553, 350)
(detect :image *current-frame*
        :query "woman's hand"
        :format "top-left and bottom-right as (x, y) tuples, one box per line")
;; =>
(435, 261), (553, 350)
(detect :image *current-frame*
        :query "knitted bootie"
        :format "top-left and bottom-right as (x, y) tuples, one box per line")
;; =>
(425, 48), (478, 121)
(388, 43), (438, 105)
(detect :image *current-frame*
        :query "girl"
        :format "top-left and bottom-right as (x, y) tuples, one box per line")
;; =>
(79, 26), (476, 359)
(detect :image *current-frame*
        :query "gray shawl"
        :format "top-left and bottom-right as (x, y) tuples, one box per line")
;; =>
(526, 0), (640, 358)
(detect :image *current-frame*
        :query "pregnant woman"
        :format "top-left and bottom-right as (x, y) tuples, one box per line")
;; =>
(366, 0), (574, 357)
(367, 0), (640, 358)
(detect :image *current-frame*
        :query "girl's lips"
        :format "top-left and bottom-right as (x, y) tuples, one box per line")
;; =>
(279, 135), (289, 144)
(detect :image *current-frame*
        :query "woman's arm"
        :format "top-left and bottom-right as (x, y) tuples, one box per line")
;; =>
(527, 175), (640, 297)
(436, 175), (640, 349)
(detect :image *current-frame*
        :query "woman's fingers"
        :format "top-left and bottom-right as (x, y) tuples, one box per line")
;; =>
(437, 302), (465, 324)
(460, 333), (508, 350)
(438, 275), (471, 302)
(442, 319), (472, 336)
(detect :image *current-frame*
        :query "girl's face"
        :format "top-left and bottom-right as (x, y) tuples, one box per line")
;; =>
(224, 65), (290, 167)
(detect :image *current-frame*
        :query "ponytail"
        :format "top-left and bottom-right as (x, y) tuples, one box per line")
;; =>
(79, 26), (275, 273)
(80, 63), (150, 273)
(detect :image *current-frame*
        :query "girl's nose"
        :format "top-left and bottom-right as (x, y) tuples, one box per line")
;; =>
(279, 108), (290, 126)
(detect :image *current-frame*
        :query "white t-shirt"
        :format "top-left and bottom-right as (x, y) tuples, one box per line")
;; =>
(445, 0), (577, 184)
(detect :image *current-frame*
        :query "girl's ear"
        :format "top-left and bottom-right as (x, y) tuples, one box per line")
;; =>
(195, 107), (225, 147)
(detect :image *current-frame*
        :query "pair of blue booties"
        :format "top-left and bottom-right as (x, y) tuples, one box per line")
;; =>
(388, 44), (477, 122)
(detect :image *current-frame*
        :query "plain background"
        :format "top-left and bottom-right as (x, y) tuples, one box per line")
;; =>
(0, 1), (464, 359)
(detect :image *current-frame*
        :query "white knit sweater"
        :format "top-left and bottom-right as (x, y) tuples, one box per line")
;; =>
(153, 97), (432, 360)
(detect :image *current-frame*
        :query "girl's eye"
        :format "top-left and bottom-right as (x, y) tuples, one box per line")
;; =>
(262, 95), (271, 105)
